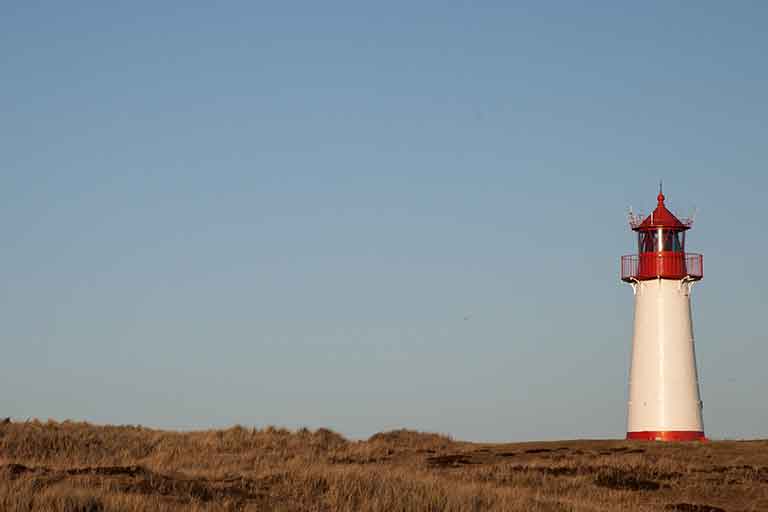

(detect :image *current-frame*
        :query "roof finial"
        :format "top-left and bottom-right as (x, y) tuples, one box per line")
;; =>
(657, 180), (665, 204)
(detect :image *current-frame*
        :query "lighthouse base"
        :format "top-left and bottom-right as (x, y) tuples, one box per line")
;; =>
(627, 430), (706, 442)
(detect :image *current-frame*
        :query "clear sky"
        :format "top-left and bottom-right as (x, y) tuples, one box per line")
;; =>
(2, 2), (766, 441)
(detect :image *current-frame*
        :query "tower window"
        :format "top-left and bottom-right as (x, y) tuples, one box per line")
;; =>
(661, 230), (683, 252)
(638, 230), (683, 253)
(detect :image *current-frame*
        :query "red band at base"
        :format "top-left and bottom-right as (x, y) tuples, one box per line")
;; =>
(626, 431), (706, 442)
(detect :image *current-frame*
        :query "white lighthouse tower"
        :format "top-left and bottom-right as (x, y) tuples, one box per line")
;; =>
(621, 188), (706, 441)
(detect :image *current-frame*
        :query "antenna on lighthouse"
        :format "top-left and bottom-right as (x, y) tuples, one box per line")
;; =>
(627, 206), (643, 229)
(684, 207), (698, 227)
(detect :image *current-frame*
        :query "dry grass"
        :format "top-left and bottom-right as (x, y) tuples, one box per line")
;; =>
(1, 420), (766, 511)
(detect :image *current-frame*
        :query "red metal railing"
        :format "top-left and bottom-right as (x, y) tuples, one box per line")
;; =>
(621, 253), (703, 282)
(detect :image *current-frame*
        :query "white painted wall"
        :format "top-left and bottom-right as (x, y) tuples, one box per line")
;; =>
(627, 278), (704, 433)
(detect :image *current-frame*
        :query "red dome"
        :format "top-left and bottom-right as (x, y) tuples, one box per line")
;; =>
(631, 192), (690, 232)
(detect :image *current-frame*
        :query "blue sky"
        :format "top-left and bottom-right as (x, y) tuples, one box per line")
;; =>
(2, 1), (766, 441)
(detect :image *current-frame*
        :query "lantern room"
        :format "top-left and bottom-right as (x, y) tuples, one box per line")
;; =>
(621, 191), (703, 282)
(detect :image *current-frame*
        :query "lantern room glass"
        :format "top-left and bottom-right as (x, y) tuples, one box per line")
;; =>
(638, 229), (685, 254)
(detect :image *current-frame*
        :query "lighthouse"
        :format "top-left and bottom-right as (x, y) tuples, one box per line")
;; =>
(621, 188), (705, 441)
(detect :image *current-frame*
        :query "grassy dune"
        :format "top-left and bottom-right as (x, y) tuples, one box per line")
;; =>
(0, 420), (766, 511)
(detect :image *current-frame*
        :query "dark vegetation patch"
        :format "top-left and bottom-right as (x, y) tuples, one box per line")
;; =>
(494, 463), (680, 483)
(599, 447), (646, 455)
(426, 454), (479, 467)
(524, 448), (553, 454)
(1, 463), (39, 479)
(0, 464), (283, 504)
(542, 466), (579, 477)
(665, 504), (727, 512)
(45, 495), (105, 512)
(509, 465), (579, 477)
(496, 452), (517, 458)
(692, 464), (768, 482)
(66, 465), (147, 477)
(329, 455), (389, 465)
(593, 467), (662, 491)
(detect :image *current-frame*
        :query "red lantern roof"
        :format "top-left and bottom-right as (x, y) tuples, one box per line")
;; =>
(629, 192), (692, 232)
